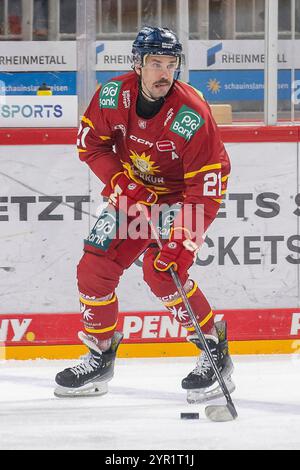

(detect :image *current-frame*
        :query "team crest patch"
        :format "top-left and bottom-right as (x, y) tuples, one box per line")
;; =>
(170, 105), (205, 140)
(99, 81), (122, 109)
(138, 119), (147, 129)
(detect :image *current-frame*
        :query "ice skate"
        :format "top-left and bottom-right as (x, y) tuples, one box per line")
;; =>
(54, 330), (123, 398)
(182, 321), (235, 404)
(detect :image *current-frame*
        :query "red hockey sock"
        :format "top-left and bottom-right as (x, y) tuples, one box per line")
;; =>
(162, 281), (215, 334)
(79, 292), (119, 341)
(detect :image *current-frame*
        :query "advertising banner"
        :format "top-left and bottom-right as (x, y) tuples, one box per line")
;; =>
(0, 71), (76, 96)
(1, 40), (300, 73)
(2, 310), (300, 346)
(189, 40), (300, 70)
(1, 309), (300, 358)
(0, 41), (76, 72)
(0, 144), (90, 315)
(1, 40), (299, 103)
(0, 141), (299, 315)
(190, 69), (299, 102)
(0, 96), (78, 127)
(94, 40), (300, 71)
(96, 41), (132, 71)
(192, 141), (299, 310)
(0, 139), (299, 357)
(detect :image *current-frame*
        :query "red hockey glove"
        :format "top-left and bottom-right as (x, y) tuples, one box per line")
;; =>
(154, 236), (198, 276)
(108, 172), (158, 210)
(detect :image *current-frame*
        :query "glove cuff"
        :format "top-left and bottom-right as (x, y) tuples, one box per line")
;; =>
(109, 171), (158, 207)
(154, 245), (179, 272)
(170, 226), (192, 242)
(110, 171), (128, 189)
(170, 226), (199, 252)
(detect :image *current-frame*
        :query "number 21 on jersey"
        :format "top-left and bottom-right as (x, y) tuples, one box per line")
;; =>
(203, 172), (222, 197)
(77, 123), (91, 149)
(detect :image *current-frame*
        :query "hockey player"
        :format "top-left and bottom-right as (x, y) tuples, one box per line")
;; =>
(55, 26), (235, 402)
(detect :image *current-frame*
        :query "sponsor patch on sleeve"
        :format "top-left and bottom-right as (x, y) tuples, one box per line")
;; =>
(170, 105), (205, 140)
(99, 81), (122, 109)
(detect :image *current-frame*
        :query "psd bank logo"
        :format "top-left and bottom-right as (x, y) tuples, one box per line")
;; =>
(207, 43), (223, 67)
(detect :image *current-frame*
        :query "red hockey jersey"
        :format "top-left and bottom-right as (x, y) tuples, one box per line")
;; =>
(77, 71), (230, 239)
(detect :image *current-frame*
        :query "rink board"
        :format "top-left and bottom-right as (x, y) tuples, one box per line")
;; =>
(1, 309), (300, 359)
(0, 127), (299, 359)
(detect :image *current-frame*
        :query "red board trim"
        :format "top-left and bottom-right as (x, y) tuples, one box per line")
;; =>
(1, 309), (300, 347)
(0, 128), (77, 145)
(0, 126), (300, 145)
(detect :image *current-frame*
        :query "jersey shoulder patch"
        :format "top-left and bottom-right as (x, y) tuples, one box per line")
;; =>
(99, 80), (122, 109)
(169, 104), (205, 141)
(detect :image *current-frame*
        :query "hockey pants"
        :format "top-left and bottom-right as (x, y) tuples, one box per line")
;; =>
(77, 204), (219, 342)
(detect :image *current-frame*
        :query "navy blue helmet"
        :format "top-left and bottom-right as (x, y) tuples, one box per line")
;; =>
(132, 26), (183, 68)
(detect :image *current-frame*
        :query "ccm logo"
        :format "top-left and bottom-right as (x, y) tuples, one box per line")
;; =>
(0, 319), (33, 342)
(129, 135), (153, 148)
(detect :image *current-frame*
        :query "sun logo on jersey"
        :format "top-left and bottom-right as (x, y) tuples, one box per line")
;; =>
(129, 150), (160, 175)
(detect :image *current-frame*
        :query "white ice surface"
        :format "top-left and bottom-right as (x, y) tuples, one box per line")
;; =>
(0, 355), (300, 450)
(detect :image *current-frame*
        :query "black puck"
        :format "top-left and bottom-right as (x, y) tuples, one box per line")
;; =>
(180, 412), (199, 420)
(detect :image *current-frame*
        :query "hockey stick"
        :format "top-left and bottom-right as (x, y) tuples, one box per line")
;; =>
(137, 204), (238, 422)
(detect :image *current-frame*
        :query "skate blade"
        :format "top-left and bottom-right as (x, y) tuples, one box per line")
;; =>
(54, 381), (108, 398)
(205, 403), (238, 422)
(186, 376), (235, 404)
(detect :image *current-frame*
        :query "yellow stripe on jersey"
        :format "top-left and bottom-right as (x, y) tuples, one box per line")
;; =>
(152, 186), (169, 191)
(78, 149), (87, 153)
(80, 294), (117, 307)
(184, 163), (222, 180)
(185, 310), (214, 330)
(85, 321), (118, 334)
(100, 135), (111, 141)
(213, 198), (223, 204)
(164, 282), (198, 308)
(154, 188), (171, 194)
(82, 116), (95, 129)
(222, 175), (229, 182)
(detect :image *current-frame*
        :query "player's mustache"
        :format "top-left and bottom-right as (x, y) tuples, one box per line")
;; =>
(154, 80), (171, 86)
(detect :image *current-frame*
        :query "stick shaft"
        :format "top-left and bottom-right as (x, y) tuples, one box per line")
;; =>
(169, 268), (235, 408)
(139, 204), (237, 413)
